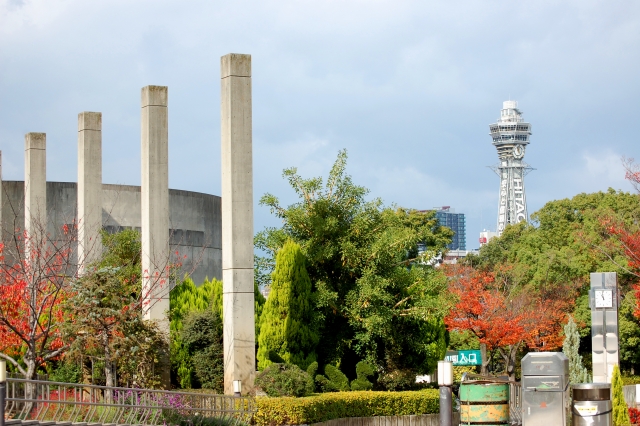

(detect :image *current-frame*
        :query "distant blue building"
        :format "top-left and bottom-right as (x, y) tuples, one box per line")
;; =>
(434, 206), (466, 251)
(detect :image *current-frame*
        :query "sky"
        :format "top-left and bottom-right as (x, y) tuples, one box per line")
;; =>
(1, 0), (639, 249)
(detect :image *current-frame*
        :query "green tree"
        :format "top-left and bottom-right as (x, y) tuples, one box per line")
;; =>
(170, 277), (266, 388)
(181, 309), (224, 392)
(170, 277), (222, 388)
(612, 365), (631, 425)
(619, 292), (640, 373)
(562, 316), (589, 383)
(257, 240), (318, 370)
(63, 230), (165, 389)
(256, 150), (452, 377)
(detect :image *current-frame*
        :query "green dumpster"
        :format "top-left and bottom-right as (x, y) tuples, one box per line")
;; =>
(459, 382), (510, 425)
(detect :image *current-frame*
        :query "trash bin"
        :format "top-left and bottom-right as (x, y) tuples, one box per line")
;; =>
(521, 352), (569, 426)
(572, 383), (612, 426)
(459, 382), (510, 425)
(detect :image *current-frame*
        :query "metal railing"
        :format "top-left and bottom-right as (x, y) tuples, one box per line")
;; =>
(5, 378), (254, 425)
(509, 382), (522, 425)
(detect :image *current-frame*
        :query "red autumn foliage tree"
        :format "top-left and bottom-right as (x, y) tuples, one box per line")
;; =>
(0, 218), (78, 402)
(444, 265), (569, 379)
(623, 157), (640, 194)
(605, 221), (640, 318)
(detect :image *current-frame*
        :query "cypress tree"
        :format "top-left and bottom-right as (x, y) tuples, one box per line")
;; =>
(612, 365), (630, 425)
(562, 316), (589, 383)
(257, 240), (318, 370)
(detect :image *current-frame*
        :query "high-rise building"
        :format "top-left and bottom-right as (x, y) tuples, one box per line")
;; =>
(434, 206), (466, 250)
(489, 101), (534, 236)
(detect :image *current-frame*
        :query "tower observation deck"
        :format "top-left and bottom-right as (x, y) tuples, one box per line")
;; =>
(489, 100), (533, 235)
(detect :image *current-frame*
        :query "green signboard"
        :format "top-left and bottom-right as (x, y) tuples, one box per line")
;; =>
(445, 350), (482, 366)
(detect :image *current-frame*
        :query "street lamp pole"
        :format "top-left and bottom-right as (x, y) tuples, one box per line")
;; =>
(0, 360), (6, 426)
(438, 360), (453, 426)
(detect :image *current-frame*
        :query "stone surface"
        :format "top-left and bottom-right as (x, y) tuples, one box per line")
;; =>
(78, 112), (103, 270)
(221, 53), (255, 395)
(141, 85), (170, 387)
(24, 133), (47, 242)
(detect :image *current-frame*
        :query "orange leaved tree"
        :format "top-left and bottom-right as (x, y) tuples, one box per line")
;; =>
(444, 265), (569, 379)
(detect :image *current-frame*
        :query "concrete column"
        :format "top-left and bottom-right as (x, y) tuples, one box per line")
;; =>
(25, 133), (47, 243)
(141, 86), (170, 320)
(141, 85), (170, 387)
(78, 112), (103, 271)
(221, 53), (255, 395)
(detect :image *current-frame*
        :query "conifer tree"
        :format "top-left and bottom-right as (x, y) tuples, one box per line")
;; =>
(562, 316), (589, 383)
(612, 365), (631, 426)
(257, 240), (318, 370)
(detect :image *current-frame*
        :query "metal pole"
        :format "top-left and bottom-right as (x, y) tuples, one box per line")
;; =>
(439, 385), (452, 426)
(0, 360), (6, 426)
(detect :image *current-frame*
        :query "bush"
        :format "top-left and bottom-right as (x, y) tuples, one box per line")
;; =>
(254, 390), (440, 426)
(255, 363), (314, 397)
(623, 376), (640, 386)
(612, 365), (631, 426)
(49, 361), (82, 384)
(350, 362), (375, 391)
(181, 310), (224, 392)
(377, 369), (430, 391)
(163, 411), (248, 426)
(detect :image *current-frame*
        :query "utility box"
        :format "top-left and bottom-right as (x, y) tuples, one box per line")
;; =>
(521, 352), (569, 426)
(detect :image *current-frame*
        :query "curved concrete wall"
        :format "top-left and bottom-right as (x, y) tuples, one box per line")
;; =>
(1, 181), (221, 284)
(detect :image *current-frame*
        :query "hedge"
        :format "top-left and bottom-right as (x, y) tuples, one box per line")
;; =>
(254, 390), (439, 426)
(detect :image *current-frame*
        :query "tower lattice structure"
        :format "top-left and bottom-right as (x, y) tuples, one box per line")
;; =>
(489, 100), (534, 236)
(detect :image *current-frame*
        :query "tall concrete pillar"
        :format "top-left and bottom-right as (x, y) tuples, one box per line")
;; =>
(221, 53), (255, 395)
(25, 133), (47, 243)
(78, 112), (103, 271)
(141, 86), (170, 322)
(141, 85), (170, 387)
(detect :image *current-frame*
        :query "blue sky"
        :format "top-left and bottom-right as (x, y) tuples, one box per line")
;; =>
(1, 0), (639, 249)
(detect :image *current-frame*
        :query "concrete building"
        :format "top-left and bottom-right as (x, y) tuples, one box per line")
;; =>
(434, 206), (466, 251)
(479, 229), (497, 247)
(1, 181), (221, 284)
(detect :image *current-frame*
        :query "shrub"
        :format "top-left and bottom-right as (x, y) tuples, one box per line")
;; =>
(377, 369), (430, 391)
(254, 390), (440, 426)
(163, 411), (248, 426)
(612, 365), (631, 426)
(255, 363), (315, 397)
(181, 310), (224, 392)
(623, 376), (640, 386)
(49, 361), (82, 384)
(350, 361), (375, 391)
(629, 407), (640, 425)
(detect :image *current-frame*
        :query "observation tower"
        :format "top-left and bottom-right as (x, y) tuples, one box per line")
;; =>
(489, 100), (533, 235)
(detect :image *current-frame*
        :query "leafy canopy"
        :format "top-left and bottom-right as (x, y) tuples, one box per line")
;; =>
(256, 150), (452, 376)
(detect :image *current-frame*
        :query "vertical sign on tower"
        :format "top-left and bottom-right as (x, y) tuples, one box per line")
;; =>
(489, 101), (533, 236)
(590, 272), (619, 383)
